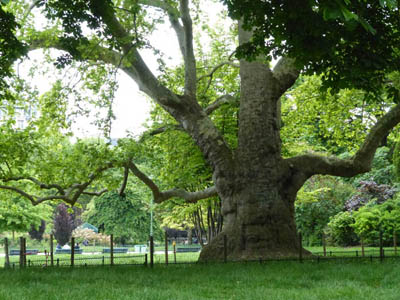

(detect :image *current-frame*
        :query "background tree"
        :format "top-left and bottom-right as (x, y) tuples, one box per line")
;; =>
(0, 191), (51, 235)
(86, 190), (161, 244)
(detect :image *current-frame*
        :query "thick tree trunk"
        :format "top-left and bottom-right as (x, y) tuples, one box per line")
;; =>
(199, 184), (304, 261)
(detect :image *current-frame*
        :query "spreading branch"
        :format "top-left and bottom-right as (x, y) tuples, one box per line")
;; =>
(0, 162), (116, 206)
(2, 176), (65, 195)
(128, 161), (217, 203)
(286, 103), (400, 178)
(0, 184), (73, 206)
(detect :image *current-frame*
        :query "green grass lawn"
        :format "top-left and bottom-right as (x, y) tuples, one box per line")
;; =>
(0, 260), (399, 299)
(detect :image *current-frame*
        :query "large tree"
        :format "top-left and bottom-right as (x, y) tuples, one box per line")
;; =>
(1, 0), (400, 261)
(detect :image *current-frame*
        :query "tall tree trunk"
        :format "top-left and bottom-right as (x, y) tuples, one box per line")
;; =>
(199, 25), (305, 260)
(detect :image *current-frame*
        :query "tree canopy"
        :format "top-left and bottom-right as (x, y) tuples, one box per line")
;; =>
(1, 0), (400, 260)
(224, 0), (400, 96)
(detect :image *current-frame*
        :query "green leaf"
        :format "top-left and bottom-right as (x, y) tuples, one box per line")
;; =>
(358, 17), (377, 35)
(340, 7), (358, 22)
(323, 7), (343, 20)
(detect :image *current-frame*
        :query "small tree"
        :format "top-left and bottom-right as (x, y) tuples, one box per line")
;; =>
(53, 203), (74, 246)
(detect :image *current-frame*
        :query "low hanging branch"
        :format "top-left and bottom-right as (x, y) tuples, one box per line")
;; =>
(0, 162), (118, 206)
(2, 176), (65, 195)
(127, 160), (217, 203)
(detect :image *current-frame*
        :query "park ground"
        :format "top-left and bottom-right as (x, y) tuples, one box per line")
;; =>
(0, 260), (399, 300)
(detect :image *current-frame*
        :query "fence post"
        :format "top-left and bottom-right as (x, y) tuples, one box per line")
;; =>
(164, 231), (168, 265)
(71, 237), (75, 267)
(19, 237), (24, 268)
(50, 234), (54, 267)
(379, 230), (383, 262)
(299, 232), (303, 263)
(322, 233), (326, 257)
(4, 238), (10, 268)
(57, 258), (59, 267)
(102, 256), (105, 266)
(361, 237), (365, 257)
(394, 230), (397, 256)
(144, 253), (148, 266)
(150, 235), (154, 268)
(173, 240), (177, 264)
(23, 238), (27, 267)
(223, 234), (227, 263)
(110, 234), (114, 266)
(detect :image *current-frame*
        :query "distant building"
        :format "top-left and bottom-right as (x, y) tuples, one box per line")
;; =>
(0, 105), (36, 129)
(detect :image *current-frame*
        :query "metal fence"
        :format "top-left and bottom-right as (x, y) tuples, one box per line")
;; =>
(2, 230), (399, 269)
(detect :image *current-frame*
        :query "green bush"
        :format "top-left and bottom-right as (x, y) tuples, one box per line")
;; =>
(327, 211), (359, 246)
(295, 176), (354, 246)
(351, 197), (400, 245)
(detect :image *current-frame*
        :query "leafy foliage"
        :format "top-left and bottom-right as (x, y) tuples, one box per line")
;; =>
(295, 176), (354, 245)
(281, 76), (396, 156)
(86, 190), (161, 243)
(223, 0), (400, 96)
(0, 191), (51, 233)
(352, 147), (396, 186)
(351, 197), (400, 245)
(0, 2), (27, 99)
(327, 211), (359, 246)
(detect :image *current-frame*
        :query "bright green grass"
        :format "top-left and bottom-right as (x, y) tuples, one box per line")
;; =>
(0, 260), (400, 299)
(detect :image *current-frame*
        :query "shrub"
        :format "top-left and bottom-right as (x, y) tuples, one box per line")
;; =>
(327, 211), (359, 246)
